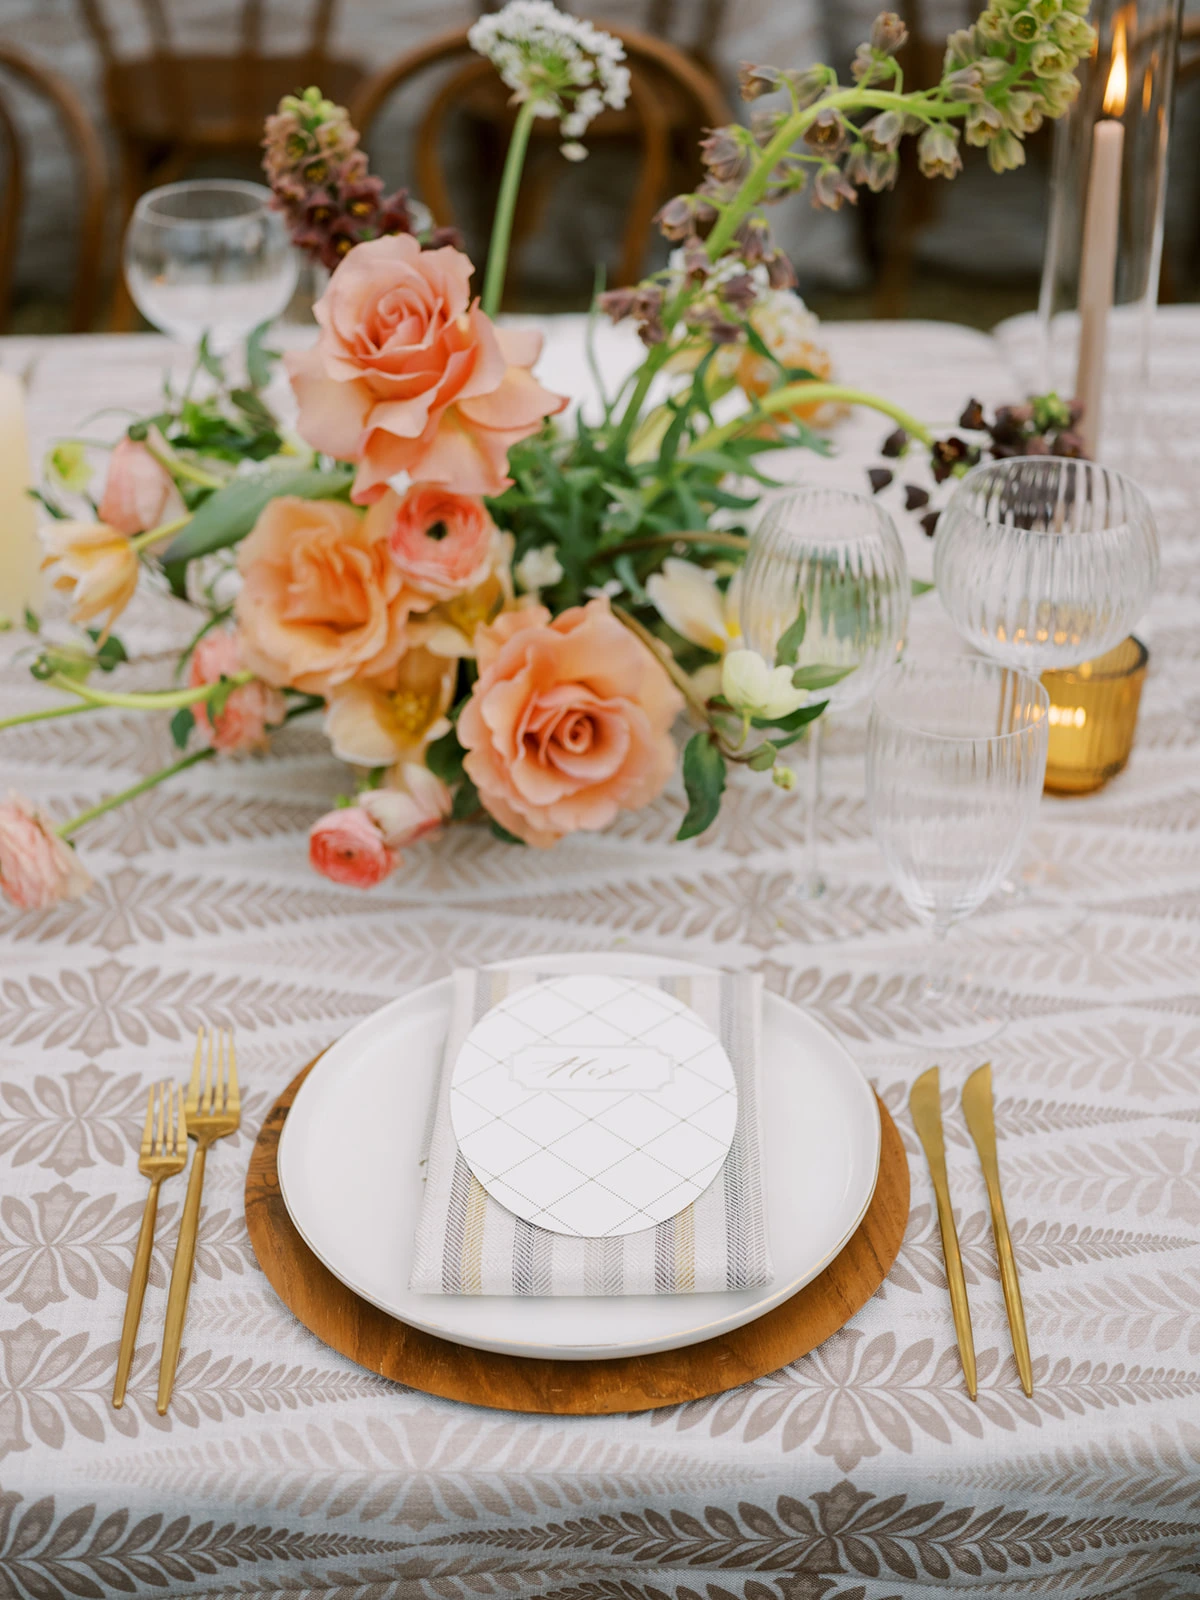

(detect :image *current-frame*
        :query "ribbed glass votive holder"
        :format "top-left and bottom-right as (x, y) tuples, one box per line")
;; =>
(1041, 636), (1148, 795)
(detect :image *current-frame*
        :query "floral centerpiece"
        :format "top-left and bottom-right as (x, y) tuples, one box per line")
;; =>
(0, 0), (1094, 909)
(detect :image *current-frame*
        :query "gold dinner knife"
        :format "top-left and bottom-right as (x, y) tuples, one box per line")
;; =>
(909, 1066), (977, 1400)
(962, 1062), (1033, 1398)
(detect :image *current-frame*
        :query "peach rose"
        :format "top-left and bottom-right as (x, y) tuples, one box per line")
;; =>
(458, 597), (684, 847)
(284, 234), (566, 504)
(41, 521), (139, 640)
(0, 791), (92, 911)
(367, 484), (495, 602)
(188, 629), (286, 754)
(235, 495), (429, 695)
(309, 805), (397, 888)
(98, 434), (185, 536)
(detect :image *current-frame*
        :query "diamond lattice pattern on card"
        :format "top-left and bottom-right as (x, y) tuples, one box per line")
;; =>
(449, 975), (738, 1237)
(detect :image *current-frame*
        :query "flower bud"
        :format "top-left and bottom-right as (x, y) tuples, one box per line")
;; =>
(734, 215), (772, 263)
(1031, 41), (1068, 74)
(965, 103), (1005, 146)
(976, 9), (1007, 41)
(804, 108), (847, 153)
(977, 56), (1011, 84)
(944, 65), (985, 102)
(811, 165), (858, 211)
(681, 238), (711, 282)
(784, 66), (831, 108)
(764, 250), (797, 289)
(751, 108), (787, 145)
(721, 271), (758, 312)
(917, 125), (962, 179)
(1004, 91), (1043, 134)
(1007, 9), (1042, 42)
(851, 43), (883, 84)
(655, 194), (697, 241)
(944, 25), (981, 68)
(870, 11), (909, 53)
(1037, 73), (1080, 115)
(861, 110), (903, 150)
(772, 764), (797, 791)
(700, 127), (752, 184)
(738, 62), (781, 101)
(987, 129), (1026, 173)
(597, 287), (637, 323)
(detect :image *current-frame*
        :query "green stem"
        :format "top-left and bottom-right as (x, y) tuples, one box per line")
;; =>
(482, 99), (539, 319)
(130, 513), (190, 553)
(0, 701), (103, 733)
(599, 530), (749, 560)
(45, 672), (251, 712)
(56, 748), (215, 840)
(690, 383), (934, 454)
(145, 438), (224, 491)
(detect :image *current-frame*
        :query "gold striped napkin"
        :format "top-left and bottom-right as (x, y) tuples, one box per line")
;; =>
(409, 965), (772, 1296)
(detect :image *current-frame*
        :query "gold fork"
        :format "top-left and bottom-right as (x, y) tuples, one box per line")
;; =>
(112, 1081), (187, 1408)
(156, 1024), (240, 1415)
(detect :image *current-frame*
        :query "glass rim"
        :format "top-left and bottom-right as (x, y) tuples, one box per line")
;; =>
(751, 483), (903, 545)
(1042, 634), (1149, 685)
(950, 452), (1152, 524)
(131, 179), (275, 227)
(869, 657), (1049, 743)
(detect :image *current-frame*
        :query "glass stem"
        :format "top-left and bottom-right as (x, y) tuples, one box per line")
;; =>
(803, 717), (826, 899)
(925, 920), (953, 1001)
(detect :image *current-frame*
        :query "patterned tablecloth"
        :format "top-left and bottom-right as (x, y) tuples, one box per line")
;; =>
(2, 313), (1200, 1600)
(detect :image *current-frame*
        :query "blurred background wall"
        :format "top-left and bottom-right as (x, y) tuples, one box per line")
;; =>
(0, 0), (1196, 333)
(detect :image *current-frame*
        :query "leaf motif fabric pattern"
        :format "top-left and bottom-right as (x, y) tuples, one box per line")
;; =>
(3, 318), (1200, 1597)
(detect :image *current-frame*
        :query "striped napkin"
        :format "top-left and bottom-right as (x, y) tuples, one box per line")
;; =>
(409, 965), (772, 1296)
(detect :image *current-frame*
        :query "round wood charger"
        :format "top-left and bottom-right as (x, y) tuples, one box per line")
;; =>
(245, 1058), (910, 1415)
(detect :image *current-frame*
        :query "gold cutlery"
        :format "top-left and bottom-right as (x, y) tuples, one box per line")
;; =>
(909, 1066), (977, 1400)
(157, 1024), (240, 1415)
(112, 1080), (187, 1408)
(963, 1061), (1033, 1398)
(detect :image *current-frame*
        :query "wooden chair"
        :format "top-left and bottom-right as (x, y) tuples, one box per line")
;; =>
(351, 23), (731, 297)
(74, 0), (365, 323)
(0, 42), (109, 332)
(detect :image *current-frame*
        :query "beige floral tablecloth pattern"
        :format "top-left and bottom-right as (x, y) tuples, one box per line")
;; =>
(2, 316), (1200, 1600)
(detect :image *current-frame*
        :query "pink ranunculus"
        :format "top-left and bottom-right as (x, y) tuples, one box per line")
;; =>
(367, 484), (496, 602)
(188, 629), (286, 754)
(0, 792), (92, 911)
(359, 763), (452, 849)
(458, 596), (684, 847)
(284, 234), (566, 505)
(98, 434), (185, 536)
(308, 805), (397, 888)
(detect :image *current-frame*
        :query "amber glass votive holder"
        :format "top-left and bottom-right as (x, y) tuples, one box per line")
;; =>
(1041, 636), (1148, 795)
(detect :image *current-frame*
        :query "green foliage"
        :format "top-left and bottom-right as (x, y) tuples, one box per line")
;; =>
(425, 725), (468, 786)
(159, 464), (354, 594)
(85, 629), (128, 673)
(489, 818), (527, 846)
(774, 607), (807, 666)
(678, 731), (726, 841)
(246, 321), (282, 392)
(170, 707), (195, 749)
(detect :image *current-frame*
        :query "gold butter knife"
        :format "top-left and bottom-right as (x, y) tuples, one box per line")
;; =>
(962, 1062), (1033, 1398)
(909, 1066), (977, 1400)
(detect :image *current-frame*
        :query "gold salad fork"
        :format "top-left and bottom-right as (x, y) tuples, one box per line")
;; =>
(112, 1081), (187, 1408)
(157, 1025), (240, 1415)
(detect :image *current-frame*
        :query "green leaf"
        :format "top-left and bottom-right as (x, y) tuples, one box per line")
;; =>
(425, 725), (467, 785)
(207, 676), (237, 722)
(911, 578), (935, 596)
(23, 605), (39, 632)
(246, 321), (282, 391)
(489, 818), (527, 845)
(451, 775), (480, 821)
(86, 630), (128, 672)
(752, 698), (828, 733)
(677, 731), (726, 842)
(747, 743), (777, 771)
(791, 663), (852, 691)
(229, 388), (277, 429)
(197, 332), (225, 382)
(159, 464), (354, 594)
(774, 607), (807, 666)
(170, 707), (195, 749)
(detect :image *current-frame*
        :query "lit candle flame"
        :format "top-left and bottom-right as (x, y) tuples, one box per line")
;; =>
(1103, 15), (1128, 116)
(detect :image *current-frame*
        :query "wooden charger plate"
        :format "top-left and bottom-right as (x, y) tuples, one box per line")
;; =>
(245, 1058), (910, 1415)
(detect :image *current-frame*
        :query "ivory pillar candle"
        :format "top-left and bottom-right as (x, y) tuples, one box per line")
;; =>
(0, 373), (41, 627)
(1074, 31), (1128, 457)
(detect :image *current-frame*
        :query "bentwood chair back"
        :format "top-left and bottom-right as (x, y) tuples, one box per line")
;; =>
(0, 42), (109, 333)
(73, 0), (364, 325)
(351, 23), (730, 298)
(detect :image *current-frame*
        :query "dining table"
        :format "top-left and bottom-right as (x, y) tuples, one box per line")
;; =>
(2, 309), (1200, 1600)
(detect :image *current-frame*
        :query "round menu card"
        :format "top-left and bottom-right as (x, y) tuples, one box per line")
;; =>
(449, 974), (739, 1237)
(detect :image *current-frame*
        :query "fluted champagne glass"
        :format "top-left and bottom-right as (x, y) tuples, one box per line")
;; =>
(741, 487), (910, 902)
(867, 658), (1050, 1046)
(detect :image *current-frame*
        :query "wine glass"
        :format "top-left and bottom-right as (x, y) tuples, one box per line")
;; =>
(124, 180), (299, 355)
(740, 486), (910, 903)
(935, 456), (1158, 911)
(867, 657), (1050, 1047)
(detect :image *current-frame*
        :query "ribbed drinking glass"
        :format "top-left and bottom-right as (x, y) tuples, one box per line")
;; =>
(741, 487), (910, 901)
(934, 456), (1158, 672)
(867, 658), (1050, 1044)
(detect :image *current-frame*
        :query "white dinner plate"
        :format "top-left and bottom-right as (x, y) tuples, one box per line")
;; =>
(277, 952), (881, 1360)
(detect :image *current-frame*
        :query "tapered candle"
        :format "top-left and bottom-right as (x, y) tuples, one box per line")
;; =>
(1075, 27), (1128, 457)
(0, 372), (41, 628)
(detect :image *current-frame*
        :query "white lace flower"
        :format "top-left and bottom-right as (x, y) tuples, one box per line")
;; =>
(468, 0), (630, 153)
(515, 543), (564, 593)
